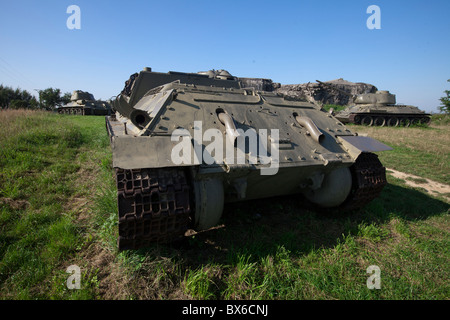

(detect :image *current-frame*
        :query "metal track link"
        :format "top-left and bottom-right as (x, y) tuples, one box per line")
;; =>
(115, 167), (191, 250)
(339, 152), (387, 211)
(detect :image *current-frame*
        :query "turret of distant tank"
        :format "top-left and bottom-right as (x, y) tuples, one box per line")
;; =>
(57, 90), (112, 115)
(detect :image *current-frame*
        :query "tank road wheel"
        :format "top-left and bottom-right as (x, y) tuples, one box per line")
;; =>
(304, 167), (353, 208)
(373, 117), (386, 127)
(399, 118), (410, 127)
(353, 115), (361, 124)
(115, 167), (191, 250)
(420, 117), (431, 126)
(304, 153), (387, 212)
(387, 117), (399, 127)
(410, 118), (419, 126)
(361, 116), (374, 126)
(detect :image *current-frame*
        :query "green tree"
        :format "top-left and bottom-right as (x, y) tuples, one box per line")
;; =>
(38, 88), (67, 111)
(61, 92), (72, 105)
(438, 79), (450, 114)
(0, 84), (38, 109)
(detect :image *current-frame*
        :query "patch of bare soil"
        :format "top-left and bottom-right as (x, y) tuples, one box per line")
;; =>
(67, 156), (130, 298)
(80, 242), (131, 299)
(66, 164), (100, 223)
(0, 197), (30, 210)
(387, 168), (450, 202)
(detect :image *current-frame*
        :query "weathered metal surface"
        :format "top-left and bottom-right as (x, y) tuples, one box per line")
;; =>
(106, 67), (392, 250)
(337, 135), (393, 159)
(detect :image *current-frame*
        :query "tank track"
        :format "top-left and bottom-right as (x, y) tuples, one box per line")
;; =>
(338, 152), (387, 211)
(351, 113), (431, 127)
(58, 107), (85, 115)
(115, 167), (191, 250)
(114, 154), (385, 249)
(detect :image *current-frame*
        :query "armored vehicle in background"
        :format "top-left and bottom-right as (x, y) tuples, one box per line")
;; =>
(317, 80), (431, 126)
(57, 90), (111, 115)
(106, 67), (392, 250)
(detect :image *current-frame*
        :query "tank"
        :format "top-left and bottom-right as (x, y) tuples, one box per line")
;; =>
(316, 80), (431, 126)
(57, 90), (112, 115)
(106, 67), (392, 250)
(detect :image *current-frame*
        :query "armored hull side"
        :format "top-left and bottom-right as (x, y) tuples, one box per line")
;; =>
(106, 68), (392, 250)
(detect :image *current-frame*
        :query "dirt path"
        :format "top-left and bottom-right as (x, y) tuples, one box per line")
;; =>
(386, 168), (450, 203)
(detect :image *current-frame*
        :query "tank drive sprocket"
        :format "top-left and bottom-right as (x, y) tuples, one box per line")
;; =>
(339, 152), (387, 211)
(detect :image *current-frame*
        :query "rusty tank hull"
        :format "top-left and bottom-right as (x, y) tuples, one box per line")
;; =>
(106, 67), (392, 250)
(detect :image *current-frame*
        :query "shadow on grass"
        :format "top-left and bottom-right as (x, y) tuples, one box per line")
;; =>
(134, 182), (449, 268)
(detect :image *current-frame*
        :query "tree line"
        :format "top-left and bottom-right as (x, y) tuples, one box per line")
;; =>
(0, 85), (71, 111)
(1, 80), (448, 114)
(438, 79), (449, 114)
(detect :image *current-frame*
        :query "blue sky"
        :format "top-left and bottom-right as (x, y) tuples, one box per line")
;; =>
(0, 0), (449, 112)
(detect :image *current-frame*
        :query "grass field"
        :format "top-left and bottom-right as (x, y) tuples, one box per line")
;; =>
(0, 110), (448, 300)
(355, 122), (450, 186)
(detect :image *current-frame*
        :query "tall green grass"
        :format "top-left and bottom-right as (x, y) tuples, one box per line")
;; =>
(322, 104), (348, 113)
(116, 178), (448, 300)
(0, 112), (84, 298)
(0, 111), (113, 299)
(1, 110), (448, 300)
(354, 124), (450, 185)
